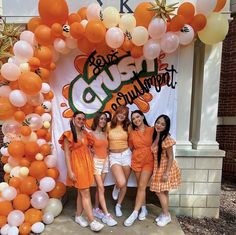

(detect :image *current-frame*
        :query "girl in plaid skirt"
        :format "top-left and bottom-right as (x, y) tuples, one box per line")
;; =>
(150, 114), (181, 227)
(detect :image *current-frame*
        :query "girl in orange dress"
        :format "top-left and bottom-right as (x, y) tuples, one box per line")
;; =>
(90, 112), (117, 226)
(124, 110), (154, 226)
(59, 111), (104, 232)
(150, 114), (181, 227)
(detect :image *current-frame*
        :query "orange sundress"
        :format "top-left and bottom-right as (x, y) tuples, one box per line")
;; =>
(59, 130), (94, 189)
(129, 126), (154, 172)
(150, 135), (181, 193)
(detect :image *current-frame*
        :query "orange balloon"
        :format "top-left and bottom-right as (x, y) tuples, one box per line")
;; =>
(34, 25), (53, 46)
(13, 194), (31, 212)
(214, 0), (226, 12)
(9, 177), (22, 188)
(85, 20), (106, 44)
(36, 128), (47, 138)
(48, 62), (56, 71)
(0, 201), (13, 216)
(20, 126), (32, 136)
(177, 2), (195, 24)
(24, 208), (43, 225)
(14, 110), (26, 122)
(95, 40), (112, 56)
(38, 0), (69, 26)
(8, 141), (25, 158)
(25, 141), (40, 158)
(43, 90), (54, 100)
(122, 38), (134, 52)
(0, 97), (16, 120)
(40, 143), (51, 156)
(34, 105), (45, 115)
(47, 167), (60, 180)
(51, 23), (63, 38)
(169, 15), (185, 32)
(19, 176), (38, 195)
(19, 222), (31, 235)
(131, 46), (143, 58)
(1, 156), (8, 164)
(78, 7), (87, 20)
(9, 80), (19, 90)
(0, 215), (7, 228)
(4, 173), (10, 183)
(27, 17), (42, 32)
(190, 14), (207, 32)
(29, 161), (47, 179)
(49, 181), (66, 198)
(70, 22), (85, 39)
(68, 13), (81, 25)
(20, 103), (34, 115)
(35, 67), (51, 82)
(77, 37), (95, 55)
(18, 72), (42, 95)
(29, 57), (41, 70)
(19, 158), (31, 167)
(45, 132), (51, 142)
(34, 46), (53, 66)
(134, 2), (155, 28)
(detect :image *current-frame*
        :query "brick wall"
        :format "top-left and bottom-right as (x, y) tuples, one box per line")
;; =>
(217, 15), (236, 180)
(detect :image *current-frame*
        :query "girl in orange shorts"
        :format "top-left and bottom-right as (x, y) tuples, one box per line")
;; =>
(90, 112), (117, 226)
(124, 110), (154, 226)
(59, 111), (104, 232)
(150, 114), (181, 227)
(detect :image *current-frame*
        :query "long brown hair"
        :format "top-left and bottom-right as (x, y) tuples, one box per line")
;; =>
(110, 105), (130, 131)
(70, 111), (86, 142)
(91, 112), (107, 132)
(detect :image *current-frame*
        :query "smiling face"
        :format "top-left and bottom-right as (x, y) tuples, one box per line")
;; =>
(131, 112), (144, 128)
(73, 113), (86, 129)
(155, 117), (166, 133)
(116, 110), (127, 123)
(98, 114), (107, 129)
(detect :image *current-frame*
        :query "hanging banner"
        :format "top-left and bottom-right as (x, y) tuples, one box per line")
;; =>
(51, 49), (178, 185)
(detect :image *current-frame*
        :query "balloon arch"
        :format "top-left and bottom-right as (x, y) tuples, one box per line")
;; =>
(0, 0), (228, 234)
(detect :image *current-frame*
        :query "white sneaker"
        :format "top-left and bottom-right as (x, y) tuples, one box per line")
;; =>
(75, 215), (89, 227)
(112, 185), (120, 200)
(138, 208), (148, 221)
(124, 211), (138, 227)
(156, 214), (171, 227)
(102, 213), (118, 226)
(90, 220), (104, 232)
(93, 208), (105, 219)
(115, 204), (122, 217)
(155, 213), (163, 222)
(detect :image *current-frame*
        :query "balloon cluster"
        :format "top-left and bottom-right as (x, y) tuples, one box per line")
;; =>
(0, 0), (229, 234)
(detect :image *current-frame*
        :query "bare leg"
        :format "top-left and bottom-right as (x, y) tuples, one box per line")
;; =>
(94, 173), (106, 209)
(134, 171), (152, 211)
(94, 174), (109, 214)
(111, 164), (130, 205)
(79, 188), (95, 222)
(76, 189), (83, 216)
(156, 191), (169, 215)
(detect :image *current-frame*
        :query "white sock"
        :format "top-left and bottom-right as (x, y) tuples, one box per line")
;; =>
(141, 205), (146, 211)
(133, 210), (138, 216)
(116, 203), (121, 208)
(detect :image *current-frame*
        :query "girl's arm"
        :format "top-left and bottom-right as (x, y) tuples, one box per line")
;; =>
(64, 138), (76, 181)
(163, 146), (174, 182)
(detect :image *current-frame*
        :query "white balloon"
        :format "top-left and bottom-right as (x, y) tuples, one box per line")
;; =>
(196, 0), (217, 16)
(0, 224), (10, 235)
(39, 177), (56, 192)
(43, 212), (54, 224)
(41, 83), (51, 94)
(41, 113), (52, 122)
(10, 166), (21, 177)
(13, 40), (34, 61)
(176, 25), (195, 45)
(37, 138), (47, 146)
(31, 222), (45, 234)
(1, 147), (9, 156)
(81, 19), (88, 28)
(0, 63), (21, 81)
(0, 182), (9, 192)
(26, 93), (44, 106)
(44, 155), (57, 168)
(86, 3), (101, 21)
(42, 101), (52, 112)
(54, 38), (66, 53)
(7, 226), (19, 235)
(7, 210), (25, 226)
(143, 39), (161, 60)
(148, 18), (167, 40)
(2, 186), (17, 201)
(20, 30), (37, 46)
(43, 198), (63, 217)
(31, 190), (49, 209)
(9, 90), (27, 107)
(0, 85), (12, 97)
(105, 27), (124, 49)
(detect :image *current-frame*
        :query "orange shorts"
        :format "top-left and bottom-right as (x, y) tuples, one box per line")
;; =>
(131, 149), (154, 172)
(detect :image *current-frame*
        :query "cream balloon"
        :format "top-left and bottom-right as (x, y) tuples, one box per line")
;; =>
(119, 14), (136, 33)
(81, 19), (88, 28)
(131, 26), (149, 46)
(43, 198), (63, 217)
(198, 13), (229, 45)
(35, 153), (44, 160)
(102, 7), (120, 28)
(3, 163), (12, 173)
(10, 166), (21, 177)
(19, 167), (29, 176)
(19, 62), (30, 72)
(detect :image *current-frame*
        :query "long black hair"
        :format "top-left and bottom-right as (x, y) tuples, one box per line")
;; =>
(152, 114), (170, 167)
(70, 111), (86, 142)
(91, 112), (107, 132)
(131, 110), (149, 130)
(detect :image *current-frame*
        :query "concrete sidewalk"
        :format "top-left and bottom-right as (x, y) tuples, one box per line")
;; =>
(42, 187), (184, 235)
